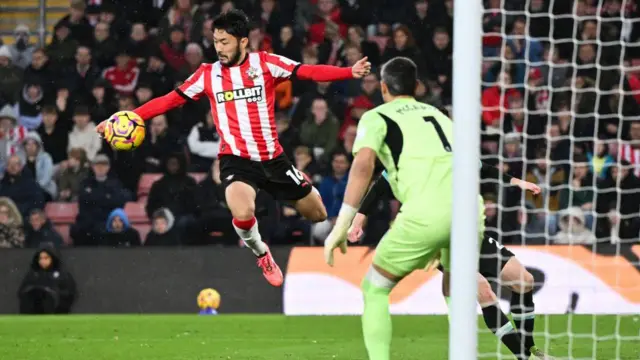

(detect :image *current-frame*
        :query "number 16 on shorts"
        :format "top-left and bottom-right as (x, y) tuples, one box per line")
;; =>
(286, 166), (307, 186)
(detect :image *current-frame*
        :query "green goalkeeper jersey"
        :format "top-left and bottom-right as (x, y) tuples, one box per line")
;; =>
(353, 97), (455, 214)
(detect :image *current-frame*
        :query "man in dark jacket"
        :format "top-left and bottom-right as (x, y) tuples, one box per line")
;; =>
(18, 246), (76, 314)
(0, 155), (45, 218)
(146, 153), (196, 234)
(70, 154), (131, 246)
(25, 209), (64, 248)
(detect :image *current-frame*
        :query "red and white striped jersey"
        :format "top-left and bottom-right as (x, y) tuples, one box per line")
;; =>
(178, 51), (299, 161)
(619, 143), (640, 177)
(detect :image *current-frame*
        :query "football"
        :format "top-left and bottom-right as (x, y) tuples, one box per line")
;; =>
(103, 111), (146, 151)
(197, 288), (221, 310)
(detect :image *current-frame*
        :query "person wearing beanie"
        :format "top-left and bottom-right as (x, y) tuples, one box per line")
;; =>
(8, 24), (35, 69)
(0, 45), (24, 104)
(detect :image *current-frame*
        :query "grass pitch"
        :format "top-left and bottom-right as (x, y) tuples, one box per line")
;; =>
(0, 315), (638, 359)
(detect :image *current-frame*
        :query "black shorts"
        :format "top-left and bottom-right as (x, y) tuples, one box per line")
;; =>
(437, 234), (514, 279)
(218, 154), (312, 201)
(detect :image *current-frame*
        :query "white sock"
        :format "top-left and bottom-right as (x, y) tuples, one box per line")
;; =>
(233, 221), (268, 256)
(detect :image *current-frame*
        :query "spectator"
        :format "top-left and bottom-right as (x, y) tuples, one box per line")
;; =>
(274, 25), (303, 63)
(308, 0), (347, 45)
(19, 132), (57, 200)
(502, 133), (524, 178)
(71, 154), (131, 246)
(0, 155), (45, 218)
(97, 3), (129, 42)
(553, 207), (597, 245)
(16, 81), (44, 130)
(128, 23), (156, 63)
(484, 45), (526, 89)
(0, 196), (25, 248)
(8, 24), (35, 69)
(25, 209), (64, 248)
(299, 98), (340, 162)
(619, 121), (640, 177)
(45, 23), (78, 69)
(160, 26), (187, 72)
(187, 113), (220, 172)
(338, 125), (357, 159)
(158, 0), (205, 44)
(54, 87), (73, 129)
(145, 208), (180, 246)
(91, 21), (118, 69)
(381, 25), (427, 77)
(37, 106), (68, 165)
(56, 148), (89, 202)
(199, 19), (218, 62)
(340, 72), (382, 139)
(525, 148), (567, 212)
(0, 105), (27, 171)
(481, 71), (521, 130)
(317, 21), (344, 66)
(587, 138), (615, 179)
(117, 94), (136, 111)
(313, 151), (350, 242)
(61, 46), (101, 105)
(68, 106), (101, 161)
(18, 247), (76, 314)
(23, 49), (55, 99)
(139, 49), (176, 98)
(54, 0), (93, 47)
(539, 45), (569, 89)
(102, 48), (141, 96)
(134, 83), (154, 107)
(139, 115), (181, 173)
(423, 27), (453, 101)
(345, 25), (379, 68)
(247, 25), (273, 54)
(507, 17), (544, 64)
(276, 113), (300, 160)
(255, 0), (284, 41)
(293, 145), (322, 185)
(103, 208), (141, 247)
(89, 79), (118, 123)
(191, 159), (235, 245)
(181, 43), (204, 79)
(596, 161), (640, 242)
(146, 153), (197, 232)
(558, 154), (594, 222)
(0, 45), (23, 105)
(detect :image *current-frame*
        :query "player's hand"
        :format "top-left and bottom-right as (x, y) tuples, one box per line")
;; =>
(324, 225), (349, 267)
(514, 178), (541, 195)
(96, 118), (109, 138)
(352, 57), (372, 79)
(347, 213), (367, 243)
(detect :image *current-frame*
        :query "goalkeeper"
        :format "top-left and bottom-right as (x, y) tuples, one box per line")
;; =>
(324, 56), (482, 360)
(348, 170), (554, 360)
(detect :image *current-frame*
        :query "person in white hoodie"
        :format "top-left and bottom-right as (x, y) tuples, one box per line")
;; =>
(67, 105), (101, 161)
(187, 113), (219, 172)
(19, 132), (57, 200)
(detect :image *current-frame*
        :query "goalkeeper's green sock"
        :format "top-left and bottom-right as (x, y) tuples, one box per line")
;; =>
(361, 268), (396, 360)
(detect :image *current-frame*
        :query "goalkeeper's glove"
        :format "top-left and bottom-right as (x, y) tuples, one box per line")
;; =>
(324, 204), (358, 266)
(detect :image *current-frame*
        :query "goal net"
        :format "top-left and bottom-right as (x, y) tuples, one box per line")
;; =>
(477, 0), (640, 359)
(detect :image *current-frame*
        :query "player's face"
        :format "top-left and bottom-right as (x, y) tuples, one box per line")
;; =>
(213, 29), (245, 66)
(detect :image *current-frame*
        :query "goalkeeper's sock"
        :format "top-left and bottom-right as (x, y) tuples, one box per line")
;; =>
(232, 217), (268, 256)
(482, 304), (529, 360)
(361, 267), (396, 360)
(511, 290), (536, 352)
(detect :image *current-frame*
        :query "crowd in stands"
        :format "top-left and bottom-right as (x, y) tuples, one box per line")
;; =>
(0, 0), (638, 249)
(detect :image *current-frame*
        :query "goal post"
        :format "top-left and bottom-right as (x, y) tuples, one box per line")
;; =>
(449, 0), (483, 359)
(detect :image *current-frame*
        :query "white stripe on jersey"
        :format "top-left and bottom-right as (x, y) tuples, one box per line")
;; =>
(249, 53), (276, 159)
(184, 70), (205, 98)
(264, 54), (296, 78)
(212, 63), (240, 156)
(229, 65), (261, 160)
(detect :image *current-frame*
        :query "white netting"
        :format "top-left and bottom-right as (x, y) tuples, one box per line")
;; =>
(478, 0), (640, 359)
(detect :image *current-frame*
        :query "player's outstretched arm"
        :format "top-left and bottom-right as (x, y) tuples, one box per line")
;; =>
(480, 161), (541, 194)
(296, 57), (372, 81)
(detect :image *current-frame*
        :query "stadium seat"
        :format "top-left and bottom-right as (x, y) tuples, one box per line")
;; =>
(137, 173), (163, 197)
(136, 224), (152, 244)
(124, 202), (148, 224)
(190, 172), (207, 183)
(45, 202), (78, 225)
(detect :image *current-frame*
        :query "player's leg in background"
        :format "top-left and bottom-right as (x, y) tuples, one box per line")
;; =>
(441, 271), (529, 360)
(500, 257), (542, 357)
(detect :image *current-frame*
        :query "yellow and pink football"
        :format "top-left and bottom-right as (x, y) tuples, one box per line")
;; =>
(103, 111), (146, 151)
